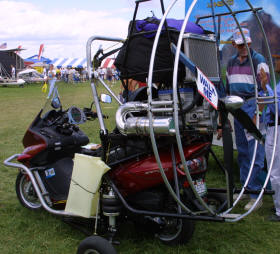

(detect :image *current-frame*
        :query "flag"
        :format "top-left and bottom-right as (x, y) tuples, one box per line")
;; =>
(16, 45), (22, 54)
(0, 42), (7, 49)
(38, 44), (44, 60)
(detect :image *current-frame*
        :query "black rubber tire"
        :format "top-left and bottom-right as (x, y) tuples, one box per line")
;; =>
(15, 172), (42, 210)
(77, 236), (117, 254)
(157, 218), (195, 246)
(207, 192), (227, 213)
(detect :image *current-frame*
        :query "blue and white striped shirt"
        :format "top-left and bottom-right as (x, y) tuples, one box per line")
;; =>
(226, 49), (269, 98)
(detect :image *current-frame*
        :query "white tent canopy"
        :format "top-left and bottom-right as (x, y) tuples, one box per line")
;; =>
(51, 58), (87, 68)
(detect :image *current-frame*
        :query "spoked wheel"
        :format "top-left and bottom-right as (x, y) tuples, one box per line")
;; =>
(77, 236), (117, 254)
(156, 217), (195, 246)
(15, 172), (42, 210)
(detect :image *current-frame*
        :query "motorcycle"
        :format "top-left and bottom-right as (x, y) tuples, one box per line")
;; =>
(6, 84), (223, 242)
(4, 0), (277, 253)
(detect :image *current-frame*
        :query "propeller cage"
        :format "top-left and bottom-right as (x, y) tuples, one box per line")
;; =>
(86, 0), (278, 223)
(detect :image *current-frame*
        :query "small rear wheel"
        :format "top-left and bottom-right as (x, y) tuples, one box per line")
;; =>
(15, 172), (42, 210)
(77, 236), (117, 254)
(207, 192), (227, 213)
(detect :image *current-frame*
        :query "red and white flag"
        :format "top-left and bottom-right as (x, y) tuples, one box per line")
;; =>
(0, 42), (7, 49)
(16, 45), (22, 54)
(38, 44), (44, 60)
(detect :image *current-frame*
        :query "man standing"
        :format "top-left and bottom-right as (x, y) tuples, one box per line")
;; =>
(47, 64), (57, 98)
(226, 28), (269, 211)
(260, 58), (280, 221)
(11, 65), (15, 80)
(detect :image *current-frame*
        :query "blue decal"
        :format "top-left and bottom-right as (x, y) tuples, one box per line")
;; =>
(45, 168), (55, 179)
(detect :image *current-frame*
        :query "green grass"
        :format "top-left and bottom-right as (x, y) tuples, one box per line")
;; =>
(0, 82), (279, 254)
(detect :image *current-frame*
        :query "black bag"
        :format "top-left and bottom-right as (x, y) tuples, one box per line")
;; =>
(40, 157), (73, 201)
(115, 21), (185, 85)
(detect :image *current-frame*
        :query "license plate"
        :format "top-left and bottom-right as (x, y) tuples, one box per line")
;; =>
(193, 179), (207, 196)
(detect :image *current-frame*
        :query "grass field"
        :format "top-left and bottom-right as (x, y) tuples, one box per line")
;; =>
(0, 81), (279, 254)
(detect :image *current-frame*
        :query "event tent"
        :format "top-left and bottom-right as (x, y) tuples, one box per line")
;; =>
(51, 58), (87, 68)
(24, 55), (52, 65)
(0, 48), (25, 75)
(101, 58), (115, 69)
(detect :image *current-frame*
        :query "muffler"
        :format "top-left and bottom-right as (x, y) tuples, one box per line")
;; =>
(116, 102), (175, 136)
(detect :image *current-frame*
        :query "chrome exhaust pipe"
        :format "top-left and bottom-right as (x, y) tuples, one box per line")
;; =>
(116, 102), (175, 135)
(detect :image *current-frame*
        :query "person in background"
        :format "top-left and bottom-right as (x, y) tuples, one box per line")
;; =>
(43, 67), (47, 79)
(60, 68), (65, 82)
(224, 28), (269, 211)
(11, 65), (15, 80)
(82, 68), (87, 82)
(112, 68), (116, 84)
(68, 68), (74, 83)
(106, 68), (112, 84)
(260, 57), (280, 221)
(65, 68), (69, 83)
(100, 68), (105, 80)
(47, 64), (57, 98)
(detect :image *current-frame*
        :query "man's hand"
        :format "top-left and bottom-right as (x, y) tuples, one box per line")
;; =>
(217, 128), (222, 140)
(252, 114), (256, 125)
(260, 67), (268, 91)
(216, 120), (233, 140)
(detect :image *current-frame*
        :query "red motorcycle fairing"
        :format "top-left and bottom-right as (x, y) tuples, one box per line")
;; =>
(110, 142), (211, 195)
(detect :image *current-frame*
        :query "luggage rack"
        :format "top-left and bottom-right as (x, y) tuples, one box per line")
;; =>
(86, 0), (278, 222)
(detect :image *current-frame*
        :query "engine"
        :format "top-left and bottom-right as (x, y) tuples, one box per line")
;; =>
(116, 33), (219, 136)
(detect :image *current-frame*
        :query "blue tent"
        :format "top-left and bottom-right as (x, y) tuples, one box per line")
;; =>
(24, 55), (52, 64)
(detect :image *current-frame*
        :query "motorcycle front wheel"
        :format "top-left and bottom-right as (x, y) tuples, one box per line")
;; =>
(15, 172), (42, 210)
(77, 236), (117, 254)
(156, 218), (195, 246)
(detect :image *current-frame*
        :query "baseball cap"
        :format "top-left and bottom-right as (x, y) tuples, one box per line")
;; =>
(232, 28), (252, 45)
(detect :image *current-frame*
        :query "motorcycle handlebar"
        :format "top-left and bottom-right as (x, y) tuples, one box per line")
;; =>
(83, 108), (108, 120)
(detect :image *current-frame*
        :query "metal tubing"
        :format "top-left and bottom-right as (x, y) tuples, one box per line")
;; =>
(151, 108), (173, 113)
(90, 82), (107, 134)
(107, 176), (224, 222)
(33, 171), (52, 206)
(86, 36), (124, 134)
(219, 0), (276, 221)
(171, 144), (182, 214)
(151, 101), (173, 106)
(147, 0), (194, 215)
(207, 188), (274, 195)
(4, 154), (84, 217)
(216, 0), (259, 217)
(97, 77), (123, 105)
(86, 36), (124, 78)
(227, 0), (279, 222)
(196, 7), (262, 23)
(172, 0), (215, 215)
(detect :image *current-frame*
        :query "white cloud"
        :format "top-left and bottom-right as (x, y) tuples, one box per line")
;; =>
(0, 1), (130, 58)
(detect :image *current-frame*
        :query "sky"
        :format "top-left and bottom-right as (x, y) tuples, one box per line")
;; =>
(0, 0), (279, 60)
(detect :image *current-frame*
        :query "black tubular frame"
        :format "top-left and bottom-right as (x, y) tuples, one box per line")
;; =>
(105, 175), (225, 222)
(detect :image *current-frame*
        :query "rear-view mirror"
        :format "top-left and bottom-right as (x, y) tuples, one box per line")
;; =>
(100, 94), (112, 104)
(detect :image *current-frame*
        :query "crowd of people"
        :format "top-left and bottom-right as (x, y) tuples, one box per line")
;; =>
(97, 67), (119, 84)
(43, 66), (89, 83)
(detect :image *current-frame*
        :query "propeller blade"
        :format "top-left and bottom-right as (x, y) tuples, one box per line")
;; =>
(228, 108), (264, 144)
(221, 112), (234, 207)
